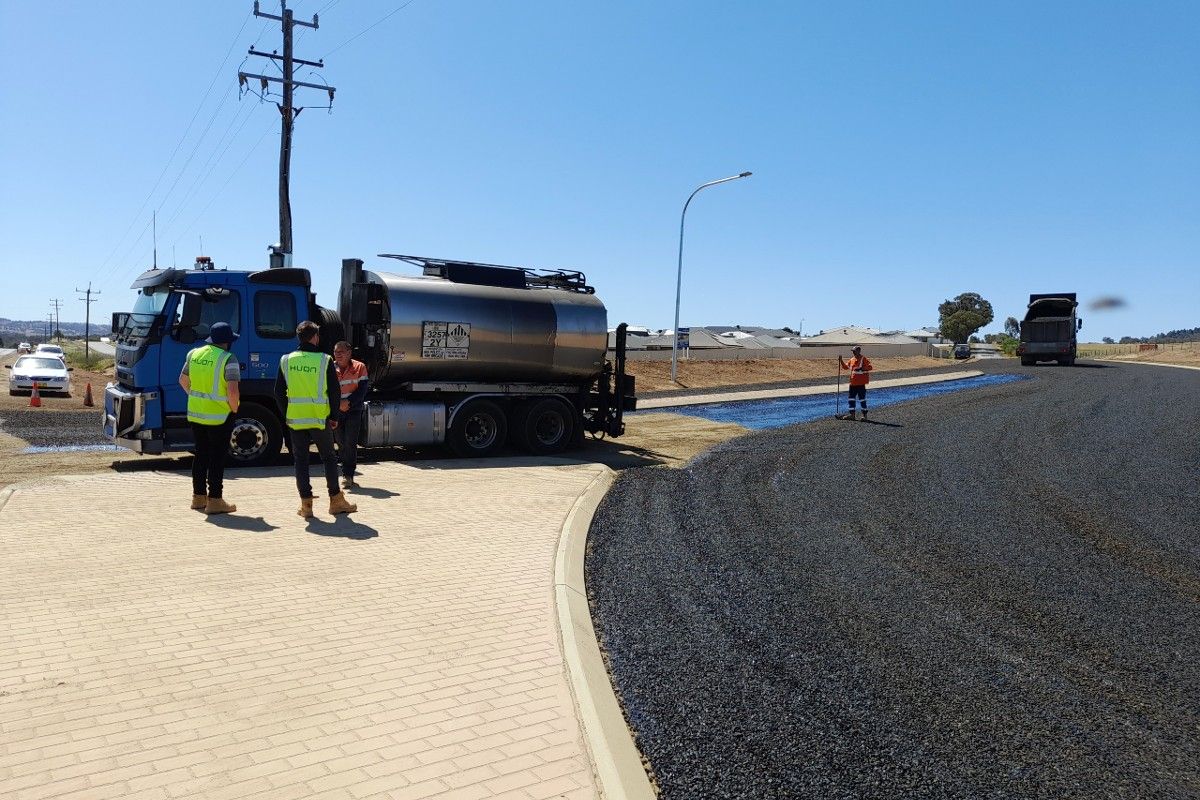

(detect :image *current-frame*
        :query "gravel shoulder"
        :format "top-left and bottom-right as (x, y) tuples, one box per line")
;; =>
(587, 361), (1200, 798)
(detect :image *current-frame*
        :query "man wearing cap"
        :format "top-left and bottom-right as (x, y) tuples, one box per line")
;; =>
(179, 321), (240, 514)
(838, 345), (874, 421)
(275, 321), (358, 518)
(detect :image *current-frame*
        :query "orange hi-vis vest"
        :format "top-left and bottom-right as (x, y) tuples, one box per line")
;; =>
(336, 359), (368, 400)
(845, 355), (873, 386)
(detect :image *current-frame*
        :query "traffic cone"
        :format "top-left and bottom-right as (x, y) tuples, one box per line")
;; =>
(83, 382), (94, 407)
(29, 381), (41, 408)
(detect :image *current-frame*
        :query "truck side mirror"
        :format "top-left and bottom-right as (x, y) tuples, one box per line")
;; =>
(111, 312), (129, 334)
(1077, 318), (1083, 331)
(179, 295), (203, 327)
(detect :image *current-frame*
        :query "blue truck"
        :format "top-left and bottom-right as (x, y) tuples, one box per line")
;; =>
(105, 254), (635, 465)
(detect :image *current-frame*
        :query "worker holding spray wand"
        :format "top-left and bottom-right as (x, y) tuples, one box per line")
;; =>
(837, 346), (873, 421)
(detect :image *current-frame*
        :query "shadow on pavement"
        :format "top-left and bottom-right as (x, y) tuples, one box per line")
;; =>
(862, 419), (905, 428)
(347, 485), (401, 499)
(204, 514), (279, 533)
(305, 516), (378, 540)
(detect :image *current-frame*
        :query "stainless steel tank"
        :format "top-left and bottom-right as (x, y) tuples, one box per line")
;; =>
(363, 269), (608, 390)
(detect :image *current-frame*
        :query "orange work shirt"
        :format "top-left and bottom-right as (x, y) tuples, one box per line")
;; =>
(842, 355), (873, 386)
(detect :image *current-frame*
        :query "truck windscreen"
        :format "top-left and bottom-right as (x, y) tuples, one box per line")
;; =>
(121, 289), (171, 338)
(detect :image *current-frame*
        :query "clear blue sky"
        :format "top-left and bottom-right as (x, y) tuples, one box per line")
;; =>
(2, 1), (1197, 341)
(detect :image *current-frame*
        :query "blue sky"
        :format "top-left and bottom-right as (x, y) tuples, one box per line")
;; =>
(2, 1), (1196, 341)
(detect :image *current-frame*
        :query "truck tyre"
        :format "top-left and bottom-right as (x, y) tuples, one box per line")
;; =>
(514, 397), (575, 456)
(449, 399), (507, 458)
(226, 401), (284, 467)
(1021, 358), (1035, 366)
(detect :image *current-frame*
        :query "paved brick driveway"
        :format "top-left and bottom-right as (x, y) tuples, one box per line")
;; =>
(0, 459), (606, 799)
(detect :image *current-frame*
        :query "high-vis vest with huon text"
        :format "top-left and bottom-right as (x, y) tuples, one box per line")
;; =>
(283, 351), (331, 430)
(186, 344), (232, 425)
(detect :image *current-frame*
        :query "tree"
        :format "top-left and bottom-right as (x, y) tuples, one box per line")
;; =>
(1004, 316), (1020, 338)
(938, 292), (995, 344)
(1102, 337), (1115, 344)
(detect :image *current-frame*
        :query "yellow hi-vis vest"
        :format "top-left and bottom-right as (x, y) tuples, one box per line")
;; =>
(283, 350), (331, 430)
(186, 344), (233, 425)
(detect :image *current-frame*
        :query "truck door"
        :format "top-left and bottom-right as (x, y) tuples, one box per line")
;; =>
(243, 288), (302, 390)
(159, 288), (245, 418)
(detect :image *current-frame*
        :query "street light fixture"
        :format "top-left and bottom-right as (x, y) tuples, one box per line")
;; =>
(671, 171), (752, 383)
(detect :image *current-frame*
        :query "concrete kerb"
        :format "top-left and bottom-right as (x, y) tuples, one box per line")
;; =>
(554, 466), (657, 799)
(636, 369), (985, 409)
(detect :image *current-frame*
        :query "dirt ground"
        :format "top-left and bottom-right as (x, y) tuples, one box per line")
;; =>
(1101, 343), (1200, 367)
(626, 355), (949, 393)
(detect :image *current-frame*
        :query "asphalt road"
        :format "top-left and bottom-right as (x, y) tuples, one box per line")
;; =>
(588, 361), (1200, 799)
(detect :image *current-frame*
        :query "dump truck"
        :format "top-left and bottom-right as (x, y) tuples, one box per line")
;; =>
(1017, 292), (1082, 366)
(104, 254), (636, 465)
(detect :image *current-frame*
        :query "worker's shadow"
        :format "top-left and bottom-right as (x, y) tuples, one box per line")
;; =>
(862, 419), (904, 429)
(204, 515), (279, 533)
(344, 486), (400, 500)
(305, 517), (378, 540)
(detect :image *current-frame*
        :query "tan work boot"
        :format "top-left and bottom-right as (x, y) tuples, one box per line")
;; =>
(191, 494), (208, 510)
(204, 497), (237, 515)
(329, 492), (358, 515)
(297, 497), (314, 519)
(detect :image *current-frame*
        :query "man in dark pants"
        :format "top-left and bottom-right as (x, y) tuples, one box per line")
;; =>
(179, 321), (240, 514)
(275, 321), (358, 519)
(838, 345), (874, 421)
(332, 340), (369, 489)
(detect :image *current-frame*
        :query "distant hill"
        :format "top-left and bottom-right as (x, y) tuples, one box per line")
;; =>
(0, 318), (93, 341)
(1118, 326), (1200, 344)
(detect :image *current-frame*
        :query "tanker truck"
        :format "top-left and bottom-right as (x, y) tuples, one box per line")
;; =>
(104, 254), (636, 465)
(1017, 292), (1083, 366)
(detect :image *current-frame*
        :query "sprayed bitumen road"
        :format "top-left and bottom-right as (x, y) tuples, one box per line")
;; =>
(587, 361), (1200, 799)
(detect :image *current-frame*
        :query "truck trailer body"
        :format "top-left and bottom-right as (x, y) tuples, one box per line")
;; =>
(1017, 292), (1082, 366)
(104, 255), (635, 465)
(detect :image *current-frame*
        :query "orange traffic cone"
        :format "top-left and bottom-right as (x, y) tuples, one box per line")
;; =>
(29, 381), (42, 408)
(83, 382), (94, 407)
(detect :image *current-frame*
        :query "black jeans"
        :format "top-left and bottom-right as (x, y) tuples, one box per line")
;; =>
(337, 409), (362, 478)
(289, 424), (341, 499)
(190, 418), (232, 498)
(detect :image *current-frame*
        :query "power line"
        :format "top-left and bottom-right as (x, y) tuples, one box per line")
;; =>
(76, 284), (101, 364)
(320, 0), (419, 60)
(93, 11), (254, 285)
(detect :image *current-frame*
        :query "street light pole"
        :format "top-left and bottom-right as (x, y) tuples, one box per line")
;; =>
(671, 171), (752, 383)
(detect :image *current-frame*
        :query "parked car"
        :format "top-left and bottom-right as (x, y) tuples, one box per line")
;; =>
(17, 342), (32, 353)
(7, 355), (73, 396)
(35, 343), (66, 361)
(953, 344), (972, 359)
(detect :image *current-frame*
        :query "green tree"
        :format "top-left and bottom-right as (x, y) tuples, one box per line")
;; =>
(1102, 336), (1115, 344)
(938, 292), (995, 343)
(1004, 316), (1020, 338)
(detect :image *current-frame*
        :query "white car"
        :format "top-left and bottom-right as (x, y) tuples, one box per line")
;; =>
(7, 355), (73, 396)
(35, 343), (66, 360)
(17, 342), (32, 353)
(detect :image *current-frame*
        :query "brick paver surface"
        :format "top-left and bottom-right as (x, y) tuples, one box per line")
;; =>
(0, 460), (604, 799)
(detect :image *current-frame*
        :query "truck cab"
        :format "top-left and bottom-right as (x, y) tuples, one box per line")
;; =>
(105, 259), (312, 464)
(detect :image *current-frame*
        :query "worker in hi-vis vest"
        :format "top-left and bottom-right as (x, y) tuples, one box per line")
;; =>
(838, 345), (874, 421)
(274, 320), (358, 519)
(178, 321), (241, 514)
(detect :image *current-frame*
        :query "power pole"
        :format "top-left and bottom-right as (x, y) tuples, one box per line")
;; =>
(77, 283), (101, 364)
(239, 0), (336, 267)
(49, 298), (63, 342)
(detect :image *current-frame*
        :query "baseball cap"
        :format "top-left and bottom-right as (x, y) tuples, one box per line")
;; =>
(207, 322), (239, 346)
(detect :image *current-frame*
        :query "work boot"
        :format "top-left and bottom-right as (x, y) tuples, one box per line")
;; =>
(841, 410), (857, 421)
(297, 497), (314, 519)
(191, 494), (208, 510)
(860, 411), (869, 422)
(341, 477), (358, 490)
(329, 492), (358, 515)
(204, 497), (237, 515)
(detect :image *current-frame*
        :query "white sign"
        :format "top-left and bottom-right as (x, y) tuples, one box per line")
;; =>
(421, 321), (471, 359)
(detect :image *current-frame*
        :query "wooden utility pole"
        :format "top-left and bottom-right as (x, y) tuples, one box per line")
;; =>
(77, 283), (100, 364)
(239, 1), (336, 265)
(49, 298), (63, 342)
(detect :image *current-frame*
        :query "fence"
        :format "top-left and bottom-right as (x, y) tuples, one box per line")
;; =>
(621, 342), (934, 361)
(1076, 342), (1198, 358)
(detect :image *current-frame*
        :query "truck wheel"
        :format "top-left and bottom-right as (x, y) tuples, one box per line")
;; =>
(227, 402), (283, 467)
(1021, 358), (1035, 366)
(514, 398), (575, 455)
(449, 399), (507, 457)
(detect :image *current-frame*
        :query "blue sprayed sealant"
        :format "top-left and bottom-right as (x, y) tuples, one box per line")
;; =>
(640, 373), (1027, 430)
(20, 444), (120, 454)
